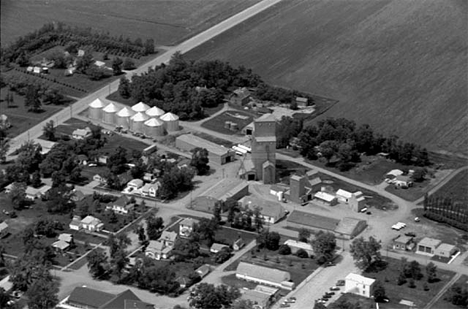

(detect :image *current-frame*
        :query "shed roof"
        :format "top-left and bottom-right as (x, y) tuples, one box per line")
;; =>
(335, 217), (367, 236)
(160, 230), (178, 243)
(336, 189), (353, 199)
(418, 237), (442, 248)
(284, 239), (313, 251)
(52, 240), (70, 250)
(436, 243), (456, 253)
(81, 215), (101, 225)
(128, 179), (144, 187)
(240, 196), (285, 220)
(287, 210), (340, 231)
(210, 243), (229, 252)
(393, 235), (413, 244)
(147, 240), (164, 251)
(314, 191), (336, 202)
(58, 233), (73, 243)
(236, 262), (290, 284)
(0, 222), (8, 232)
(255, 113), (276, 123)
(176, 134), (233, 156)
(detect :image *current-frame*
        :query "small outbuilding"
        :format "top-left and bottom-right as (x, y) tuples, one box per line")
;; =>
(416, 237), (442, 256)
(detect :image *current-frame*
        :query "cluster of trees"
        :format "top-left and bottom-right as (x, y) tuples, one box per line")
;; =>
(188, 283), (241, 309)
(298, 118), (431, 171)
(8, 227), (60, 308)
(1, 22), (155, 65)
(225, 199), (263, 232)
(190, 147), (210, 175)
(423, 194), (468, 231)
(255, 83), (314, 106)
(257, 230), (281, 251)
(445, 282), (468, 307)
(119, 53), (261, 120)
(276, 116), (304, 149)
(349, 236), (382, 270)
(397, 258), (438, 289)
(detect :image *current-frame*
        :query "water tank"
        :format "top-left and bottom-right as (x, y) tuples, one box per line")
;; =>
(88, 98), (106, 120)
(160, 112), (180, 132)
(145, 106), (165, 118)
(131, 102), (150, 113)
(102, 103), (119, 124)
(116, 107), (135, 129)
(144, 118), (165, 138)
(130, 112), (149, 134)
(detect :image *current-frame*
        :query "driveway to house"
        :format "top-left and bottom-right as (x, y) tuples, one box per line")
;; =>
(6, 0), (284, 159)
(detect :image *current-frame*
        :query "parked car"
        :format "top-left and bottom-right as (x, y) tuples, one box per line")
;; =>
(414, 217), (420, 222)
(330, 286), (340, 291)
(405, 232), (416, 237)
(336, 280), (345, 286)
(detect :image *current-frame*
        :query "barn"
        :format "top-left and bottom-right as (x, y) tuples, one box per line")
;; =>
(175, 134), (235, 165)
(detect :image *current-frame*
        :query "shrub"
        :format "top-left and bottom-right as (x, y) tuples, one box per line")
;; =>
(278, 244), (291, 255)
(296, 249), (309, 259)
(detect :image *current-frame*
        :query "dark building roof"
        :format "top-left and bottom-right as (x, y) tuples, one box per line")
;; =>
(287, 210), (340, 231)
(67, 287), (153, 309)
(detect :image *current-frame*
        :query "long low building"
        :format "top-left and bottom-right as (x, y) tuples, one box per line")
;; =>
(175, 134), (235, 165)
(236, 262), (294, 290)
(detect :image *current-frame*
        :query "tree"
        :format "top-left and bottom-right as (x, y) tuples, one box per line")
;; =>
(314, 302), (328, 309)
(298, 228), (311, 243)
(30, 171), (42, 188)
(0, 288), (12, 309)
(278, 244), (291, 255)
(257, 230), (281, 251)
(213, 202), (222, 224)
(25, 278), (58, 309)
(76, 52), (94, 73)
(349, 236), (381, 270)
(87, 249), (109, 278)
(86, 66), (107, 81)
(25, 85), (42, 112)
(311, 231), (337, 263)
(107, 146), (127, 175)
(215, 247), (232, 264)
(334, 299), (362, 309)
(112, 57), (123, 75)
(405, 260), (422, 280)
(444, 283), (468, 307)
(122, 58), (135, 70)
(42, 88), (65, 105)
(144, 39), (155, 55)
(194, 218), (218, 247)
(0, 139), (10, 164)
(42, 120), (56, 141)
(172, 239), (200, 261)
(296, 248), (309, 258)
(231, 299), (255, 309)
(146, 214), (164, 240)
(137, 225), (146, 243)
(411, 167), (427, 182)
(8, 182), (26, 210)
(253, 207), (264, 233)
(373, 280), (387, 302)
(426, 262), (438, 283)
(118, 76), (131, 98)
(190, 147), (210, 175)
(188, 283), (240, 309)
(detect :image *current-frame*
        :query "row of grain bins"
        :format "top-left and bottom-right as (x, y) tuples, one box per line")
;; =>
(88, 99), (179, 137)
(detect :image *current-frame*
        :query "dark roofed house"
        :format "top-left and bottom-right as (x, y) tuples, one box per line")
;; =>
(63, 286), (154, 309)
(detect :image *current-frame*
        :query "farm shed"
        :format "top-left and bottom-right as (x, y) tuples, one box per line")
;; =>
(334, 217), (367, 239)
(286, 210), (340, 234)
(176, 134), (235, 165)
(236, 262), (293, 290)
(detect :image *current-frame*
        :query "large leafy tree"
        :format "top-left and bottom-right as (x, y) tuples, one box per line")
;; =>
(190, 147), (210, 175)
(349, 236), (382, 270)
(189, 283), (240, 309)
(107, 146), (127, 175)
(311, 231), (337, 263)
(8, 182), (27, 210)
(373, 280), (387, 302)
(25, 85), (42, 112)
(87, 249), (109, 278)
(426, 262), (438, 283)
(42, 120), (56, 141)
(193, 217), (218, 246)
(26, 278), (59, 309)
(0, 139), (10, 163)
(146, 214), (164, 240)
(257, 230), (281, 251)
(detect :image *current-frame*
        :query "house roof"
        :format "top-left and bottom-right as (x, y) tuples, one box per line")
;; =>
(131, 102), (150, 113)
(25, 186), (40, 196)
(234, 238), (245, 247)
(240, 196), (285, 220)
(89, 98), (106, 108)
(176, 134), (232, 156)
(58, 233), (73, 243)
(52, 240), (70, 250)
(73, 127), (92, 137)
(0, 222), (8, 232)
(103, 103), (119, 113)
(100, 289), (142, 309)
(241, 289), (270, 306)
(296, 97), (308, 103)
(73, 190), (86, 201)
(180, 217), (197, 228)
(210, 243), (229, 252)
(145, 106), (165, 117)
(141, 182), (160, 192)
(314, 191), (336, 203)
(387, 169), (404, 177)
(114, 195), (129, 207)
(335, 217), (367, 236)
(147, 240), (164, 252)
(233, 87), (251, 98)
(196, 264), (211, 276)
(160, 112), (179, 121)
(394, 235), (413, 244)
(236, 262), (290, 284)
(436, 243), (456, 253)
(284, 239), (313, 251)
(128, 179), (144, 187)
(117, 107), (136, 117)
(69, 218), (82, 227)
(67, 287), (115, 308)
(160, 231), (177, 243)
(287, 210), (340, 231)
(345, 273), (375, 286)
(131, 112), (150, 122)
(255, 113), (276, 123)
(81, 215), (101, 225)
(418, 237), (442, 248)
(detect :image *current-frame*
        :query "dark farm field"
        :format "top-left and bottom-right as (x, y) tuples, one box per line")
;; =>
(433, 169), (468, 203)
(185, 0), (468, 157)
(1, 0), (261, 46)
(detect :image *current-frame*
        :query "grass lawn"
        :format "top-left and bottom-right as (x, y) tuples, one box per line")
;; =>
(432, 275), (468, 309)
(0, 87), (66, 138)
(361, 257), (456, 309)
(185, 0), (467, 156)
(385, 181), (431, 202)
(200, 110), (254, 135)
(330, 293), (375, 309)
(224, 245), (320, 287)
(432, 169), (468, 203)
(1, 0), (261, 47)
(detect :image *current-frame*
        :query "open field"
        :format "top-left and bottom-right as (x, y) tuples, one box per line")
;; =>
(185, 0), (468, 157)
(0, 87), (66, 138)
(432, 169), (468, 202)
(1, 0), (261, 46)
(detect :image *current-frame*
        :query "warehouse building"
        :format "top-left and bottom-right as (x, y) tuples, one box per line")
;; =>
(175, 134), (235, 165)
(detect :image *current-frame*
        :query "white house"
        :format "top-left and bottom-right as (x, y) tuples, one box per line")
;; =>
(141, 182), (160, 197)
(345, 273), (375, 298)
(336, 189), (353, 203)
(69, 216), (82, 231)
(179, 218), (198, 238)
(80, 215), (103, 232)
(72, 127), (92, 140)
(106, 195), (134, 214)
(145, 240), (172, 260)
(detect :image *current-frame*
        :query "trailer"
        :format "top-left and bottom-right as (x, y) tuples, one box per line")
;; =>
(237, 144), (251, 153)
(232, 146), (247, 154)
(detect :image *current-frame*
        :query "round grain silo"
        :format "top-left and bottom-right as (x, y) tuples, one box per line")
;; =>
(88, 98), (106, 120)
(116, 107), (135, 129)
(160, 112), (180, 132)
(102, 103), (119, 124)
(145, 106), (165, 118)
(130, 112), (149, 134)
(131, 102), (150, 113)
(144, 117), (165, 138)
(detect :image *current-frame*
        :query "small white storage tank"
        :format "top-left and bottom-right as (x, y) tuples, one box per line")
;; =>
(102, 103), (119, 124)
(145, 106), (165, 118)
(131, 112), (149, 134)
(160, 112), (180, 132)
(116, 107), (135, 129)
(131, 102), (150, 113)
(88, 98), (106, 120)
(144, 117), (165, 138)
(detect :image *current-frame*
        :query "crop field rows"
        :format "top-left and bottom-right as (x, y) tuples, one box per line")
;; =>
(185, 0), (468, 157)
(1, 0), (261, 46)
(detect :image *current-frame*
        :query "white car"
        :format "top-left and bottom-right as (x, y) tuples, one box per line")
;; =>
(392, 222), (406, 230)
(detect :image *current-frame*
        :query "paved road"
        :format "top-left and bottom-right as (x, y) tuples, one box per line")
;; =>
(6, 0), (284, 158)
